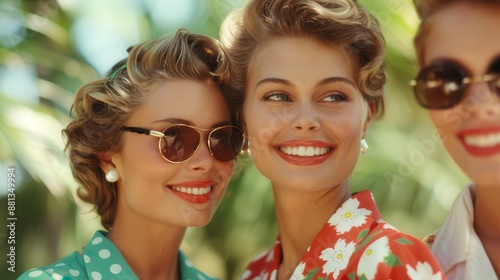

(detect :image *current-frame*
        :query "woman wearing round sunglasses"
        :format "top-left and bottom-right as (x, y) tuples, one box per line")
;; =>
(412, 0), (500, 278)
(220, 0), (444, 279)
(19, 29), (243, 280)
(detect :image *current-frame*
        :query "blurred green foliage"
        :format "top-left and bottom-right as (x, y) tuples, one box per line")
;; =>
(0, 0), (469, 279)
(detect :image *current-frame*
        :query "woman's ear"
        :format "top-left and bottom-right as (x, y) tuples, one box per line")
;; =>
(362, 100), (376, 137)
(99, 151), (121, 183)
(98, 151), (116, 173)
(237, 110), (252, 155)
(237, 109), (246, 132)
(240, 122), (248, 137)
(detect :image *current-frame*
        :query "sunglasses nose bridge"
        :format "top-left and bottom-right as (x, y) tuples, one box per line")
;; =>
(464, 74), (492, 85)
(464, 74), (498, 95)
(186, 133), (216, 168)
(180, 125), (243, 162)
(192, 126), (221, 158)
(188, 128), (206, 159)
(458, 78), (500, 118)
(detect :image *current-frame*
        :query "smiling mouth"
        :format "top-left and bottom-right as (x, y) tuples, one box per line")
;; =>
(169, 186), (212, 195)
(279, 146), (332, 157)
(463, 132), (500, 147)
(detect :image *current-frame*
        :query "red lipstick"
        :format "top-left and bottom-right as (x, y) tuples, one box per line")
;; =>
(168, 181), (215, 204)
(457, 127), (500, 157)
(276, 140), (334, 166)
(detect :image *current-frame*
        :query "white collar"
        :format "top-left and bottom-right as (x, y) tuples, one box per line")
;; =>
(431, 184), (497, 279)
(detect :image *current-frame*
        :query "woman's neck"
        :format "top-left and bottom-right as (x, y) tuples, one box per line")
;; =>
(272, 182), (351, 280)
(108, 215), (186, 280)
(473, 184), (500, 277)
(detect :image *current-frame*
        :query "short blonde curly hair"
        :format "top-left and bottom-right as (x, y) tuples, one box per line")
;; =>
(63, 29), (231, 230)
(220, 0), (386, 121)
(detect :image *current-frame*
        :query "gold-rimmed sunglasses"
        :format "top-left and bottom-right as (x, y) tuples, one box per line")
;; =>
(120, 124), (244, 163)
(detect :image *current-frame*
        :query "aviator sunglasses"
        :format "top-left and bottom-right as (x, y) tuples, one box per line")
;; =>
(120, 124), (244, 163)
(410, 56), (500, 109)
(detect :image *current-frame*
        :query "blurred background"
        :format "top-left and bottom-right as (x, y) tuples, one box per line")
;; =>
(0, 0), (469, 279)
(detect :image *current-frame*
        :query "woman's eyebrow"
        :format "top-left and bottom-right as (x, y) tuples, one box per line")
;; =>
(256, 77), (293, 88)
(317, 77), (356, 88)
(256, 76), (355, 88)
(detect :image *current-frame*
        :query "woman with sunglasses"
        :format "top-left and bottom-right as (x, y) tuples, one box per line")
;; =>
(19, 29), (244, 280)
(220, 0), (444, 279)
(411, 0), (500, 278)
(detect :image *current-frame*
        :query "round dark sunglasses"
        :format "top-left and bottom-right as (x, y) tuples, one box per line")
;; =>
(410, 56), (500, 109)
(120, 124), (244, 163)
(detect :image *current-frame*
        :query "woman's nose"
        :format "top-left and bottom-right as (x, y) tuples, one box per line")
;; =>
(289, 102), (321, 132)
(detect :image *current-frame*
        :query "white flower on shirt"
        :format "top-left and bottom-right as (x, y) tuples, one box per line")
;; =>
(319, 238), (356, 278)
(266, 250), (274, 262)
(357, 236), (391, 280)
(406, 261), (442, 280)
(290, 262), (306, 280)
(241, 269), (252, 280)
(328, 197), (372, 234)
(252, 271), (269, 280)
(382, 222), (399, 231)
(269, 269), (277, 279)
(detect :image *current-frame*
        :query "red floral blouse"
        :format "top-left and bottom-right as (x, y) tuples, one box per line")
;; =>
(241, 190), (445, 280)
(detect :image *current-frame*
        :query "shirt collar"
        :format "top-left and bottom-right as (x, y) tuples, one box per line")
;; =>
(272, 190), (382, 274)
(80, 231), (215, 279)
(81, 230), (138, 279)
(178, 250), (216, 279)
(431, 184), (475, 270)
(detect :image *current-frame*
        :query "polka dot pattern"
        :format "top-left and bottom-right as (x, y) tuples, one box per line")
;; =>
(28, 270), (42, 277)
(18, 231), (217, 280)
(185, 258), (194, 267)
(99, 249), (111, 259)
(91, 237), (103, 245)
(110, 264), (122, 274)
(91, 271), (102, 280)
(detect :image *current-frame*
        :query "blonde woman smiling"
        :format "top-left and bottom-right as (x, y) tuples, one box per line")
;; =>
(221, 0), (445, 279)
(19, 29), (244, 280)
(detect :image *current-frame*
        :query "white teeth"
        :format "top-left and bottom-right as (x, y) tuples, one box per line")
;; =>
(464, 133), (500, 147)
(280, 146), (330, 157)
(171, 186), (211, 195)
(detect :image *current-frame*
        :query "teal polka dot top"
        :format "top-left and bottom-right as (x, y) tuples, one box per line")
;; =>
(18, 230), (217, 280)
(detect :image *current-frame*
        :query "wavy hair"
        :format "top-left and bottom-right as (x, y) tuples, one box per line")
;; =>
(63, 29), (230, 230)
(220, 0), (386, 120)
(413, 0), (500, 66)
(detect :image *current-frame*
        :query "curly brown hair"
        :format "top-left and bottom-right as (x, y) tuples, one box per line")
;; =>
(220, 0), (386, 122)
(63, 29), (231, 230)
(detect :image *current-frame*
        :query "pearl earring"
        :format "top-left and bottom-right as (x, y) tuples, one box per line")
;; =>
(246, 140), (252, 156)
(105, 169), (119, 183)
(360, 139), (369, 154)
(241, 139), (251, 156)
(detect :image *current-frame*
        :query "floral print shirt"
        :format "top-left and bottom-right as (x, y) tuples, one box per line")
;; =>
(19, 230), (216, 280)
(241, 190), (445, 280)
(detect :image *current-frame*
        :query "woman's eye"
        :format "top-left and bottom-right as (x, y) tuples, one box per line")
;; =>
(321, 92), (347, 102)
(263, 92), (291, 101)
